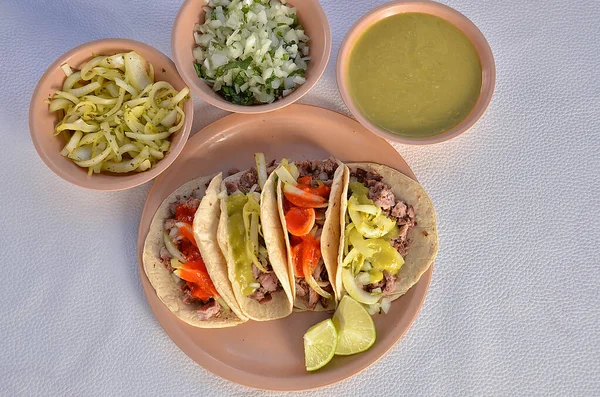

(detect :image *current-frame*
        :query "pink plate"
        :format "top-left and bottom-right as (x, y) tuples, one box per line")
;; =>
(137, 104), (433, 391)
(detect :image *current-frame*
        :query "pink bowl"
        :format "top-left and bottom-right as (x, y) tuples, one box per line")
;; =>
(337, 1), (496, 145)
(171, 0), (332, 114)
(29, 38), (194, 191)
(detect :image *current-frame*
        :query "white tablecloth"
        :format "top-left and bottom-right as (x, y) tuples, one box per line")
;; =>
(1, 0), (599, 395)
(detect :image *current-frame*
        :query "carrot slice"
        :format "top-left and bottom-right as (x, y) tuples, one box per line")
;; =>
(187, 282), (212, 301)
(292, 243), (304, 277)
(296, 179), (331, 198)
(283, 183), (328, 208)
(289, 235), (304, 246)
(178, 223), (197, 247)
(285, 207), (315, 236)
(297, 176), (312, 185)
(309, 184), (330, 198)
(175, 261), (219, 298)
(301, 240), (321, 278)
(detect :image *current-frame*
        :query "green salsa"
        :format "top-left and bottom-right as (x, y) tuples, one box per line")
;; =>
(346, 183), (405, 277)
(226, 194), (257, 296)
(348, 13), (482, 137)
(368, 238), (403, 275)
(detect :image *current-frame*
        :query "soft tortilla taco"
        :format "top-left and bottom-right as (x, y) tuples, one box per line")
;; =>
(336, 163), (439, 314)
(269, 157), (347, 311)
(142, 176), (246, 328)
(211, 154), (294, 321)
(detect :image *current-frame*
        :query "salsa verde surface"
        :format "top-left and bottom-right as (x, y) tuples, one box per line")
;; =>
(226, 194), (257, 296)
(348, 12), (482, 137)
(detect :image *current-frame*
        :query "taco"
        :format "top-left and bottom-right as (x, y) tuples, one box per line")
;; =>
(270, 157), (347, 311)
(336, 163), (439, 314)
(142, 176), (246, 328)
(209, 155), (294, 321)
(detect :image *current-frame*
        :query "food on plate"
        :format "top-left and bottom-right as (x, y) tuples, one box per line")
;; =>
(303, 318), (337, 372)
(303, 295), (376, 371)
(332, 295), (376, 356)
(336, 163), (438, 315)
(210, 154), (294, 321)
(47, 51), (189, 175)
(142, 176), (246, 328)
(348, 12), (482, 137)
(193, 0), (310, 105)
(267, 157), (346, 311)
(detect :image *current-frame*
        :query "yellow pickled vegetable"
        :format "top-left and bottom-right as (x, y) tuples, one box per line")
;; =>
(48, 51), (189, 175)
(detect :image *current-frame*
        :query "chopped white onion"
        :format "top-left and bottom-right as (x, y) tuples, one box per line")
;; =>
(381, 298), (392, 314)
(193, 0), (309, 105)
(356, 272), (371, 285)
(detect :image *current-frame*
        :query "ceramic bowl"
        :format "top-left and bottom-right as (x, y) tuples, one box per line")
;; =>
(337, 1), (496, 145)
(171, 0), (331, 114)
(29, 38), (194, 190)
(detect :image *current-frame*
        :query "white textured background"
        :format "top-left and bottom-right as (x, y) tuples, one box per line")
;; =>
(1, 0), (599, 395)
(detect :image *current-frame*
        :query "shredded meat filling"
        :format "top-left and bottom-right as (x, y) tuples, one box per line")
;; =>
(382, 271), (397, 295)
(308, 288), (319, 310)
(295, 278), (309, 297)
(351, 168), (416, 256)
(258, 272), (280, 293)
(364, 271), (398, 295)
(238, 168), (259, 193)
(294, 259), (331, 310)
(368, 181), (396, 210)
(225, 167), (261, 194)
(296, 274), (329, 310)
(266, 159), (277, 174)
(295, 157), (338, 181)
(225, 180), (238, 194)
(248, 264), (282, 304)
(197, 299), (222, 321)
(159, 246), (173, 270)
(248, 289), (274, 304)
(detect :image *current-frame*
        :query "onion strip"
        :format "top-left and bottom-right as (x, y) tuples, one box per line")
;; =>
(60, 130), (83, 155)
(254, 152), (268, 189)
(101, 146), (150, 173)
(163, 231), (186, 263)
(124, 130), (172, 141)
(242, 195), (269, 273)
(73, 145), (112, 167)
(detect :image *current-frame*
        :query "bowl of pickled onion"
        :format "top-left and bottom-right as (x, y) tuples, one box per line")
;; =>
(30, 38), (194, 191)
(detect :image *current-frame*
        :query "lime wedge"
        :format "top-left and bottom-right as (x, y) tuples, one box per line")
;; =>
(303, 319), (338, 371)
(333, 295), (376, 355)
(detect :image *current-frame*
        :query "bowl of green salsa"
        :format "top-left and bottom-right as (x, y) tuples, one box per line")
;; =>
(337, 1), (495, 144)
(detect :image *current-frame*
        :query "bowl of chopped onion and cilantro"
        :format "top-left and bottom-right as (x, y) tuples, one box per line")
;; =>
(172, 0), (331, 113)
